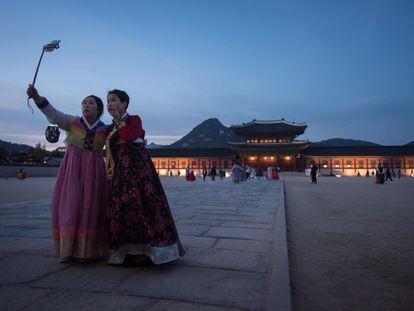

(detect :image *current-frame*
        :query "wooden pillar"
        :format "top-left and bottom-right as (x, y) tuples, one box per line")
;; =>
(366, 158), (369, 170)
(403, 158), (406, 172)
(354, 158), (357, 173)
(329, 158), (333, 170)
(342, 158), (344, 173)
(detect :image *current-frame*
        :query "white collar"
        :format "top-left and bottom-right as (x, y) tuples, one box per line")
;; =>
(82, 116), (101, 130)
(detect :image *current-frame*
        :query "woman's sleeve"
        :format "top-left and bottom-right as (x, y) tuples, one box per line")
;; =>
(35, 98), (76, 131)
(118, 116), (145, 142)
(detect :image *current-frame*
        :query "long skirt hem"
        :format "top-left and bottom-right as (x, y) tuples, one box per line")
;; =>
(108, 243), (181, 265)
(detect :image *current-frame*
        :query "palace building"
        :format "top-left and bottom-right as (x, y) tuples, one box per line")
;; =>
(148, 119), (414, 177)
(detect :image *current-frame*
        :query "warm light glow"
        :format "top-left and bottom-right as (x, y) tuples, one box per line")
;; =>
(285, 156), (291, 160)
(323, 164), (328, 168)
(264, 156), (268, 160)
(250, 157), (255, 160)
(335, 165), (339, 168)
(347, 165), (351, 168)
(270, 156), (274, 160)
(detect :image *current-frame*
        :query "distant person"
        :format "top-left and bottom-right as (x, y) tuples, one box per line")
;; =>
(16, 168), (26, 180)
(392, 170), (396, 179)
(188, 167), (196, 181)
(245, 165), (251, 180)
(210, 166), (217, 181)
(266, 166), (273, 180)
(411, 170), (414, 178)
(250, 167), (256, 179)
(185, 166), (190, 181)
(397, 169), (401, 179)
(26, 85), (108, 262)
(377, 164), (385, 184)
(219, 169), (225, 180)
(241, 165), (246, 181)
(310, 164), (318, 184)
(202, 167), (207, 182)
(231, 163), (242, 184)
(385, 167), (393, 182)
(271, 167), (280, 180)
(177, 170), (181, 176)
(365, 170), (370, 177)
(357, 171), (361, 177)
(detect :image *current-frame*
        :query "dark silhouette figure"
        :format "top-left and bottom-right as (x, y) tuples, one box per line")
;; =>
(210, 166), (217, 181)
(385, 167), (393, 182)
(310, 165), (318, 184)
(202, 167), (207, 182)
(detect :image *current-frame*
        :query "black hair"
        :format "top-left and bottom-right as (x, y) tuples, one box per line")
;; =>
(107, 89), (130, 110)
(82, 95), (104, 120)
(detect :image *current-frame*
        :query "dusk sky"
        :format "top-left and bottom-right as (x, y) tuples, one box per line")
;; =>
(1, 0), (414, 148)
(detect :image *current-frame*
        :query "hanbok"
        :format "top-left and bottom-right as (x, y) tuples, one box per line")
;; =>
(106, 114), (184, 264)
(36, 98), (108, 259)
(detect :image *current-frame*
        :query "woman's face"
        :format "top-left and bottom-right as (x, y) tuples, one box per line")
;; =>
(82, 97), (99, 122)
(107, 93), (127, 118)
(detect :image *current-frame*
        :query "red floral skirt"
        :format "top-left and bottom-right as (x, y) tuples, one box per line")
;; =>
(107, 143), (184, 264)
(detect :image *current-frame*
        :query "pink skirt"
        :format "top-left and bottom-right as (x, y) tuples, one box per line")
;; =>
(52, 145), (108, 259)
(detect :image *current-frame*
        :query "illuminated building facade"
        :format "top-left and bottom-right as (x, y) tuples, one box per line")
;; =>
(148, 119), (414, 177)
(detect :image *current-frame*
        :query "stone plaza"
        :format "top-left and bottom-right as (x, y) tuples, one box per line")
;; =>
(0, 177), (287, 311)
(0, 176), (413, 310)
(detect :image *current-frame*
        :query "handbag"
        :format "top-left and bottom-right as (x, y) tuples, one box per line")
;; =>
(45, 124), (60, 143)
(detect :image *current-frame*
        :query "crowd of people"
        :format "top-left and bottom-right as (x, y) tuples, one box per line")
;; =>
(180, 164), (281, 184)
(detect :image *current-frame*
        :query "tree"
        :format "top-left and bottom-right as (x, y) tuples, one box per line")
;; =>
(0, 147), (8, 163)
(29, 142), (49, 164)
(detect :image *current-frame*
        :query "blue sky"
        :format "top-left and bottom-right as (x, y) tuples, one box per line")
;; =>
(1, 0), (413, 148)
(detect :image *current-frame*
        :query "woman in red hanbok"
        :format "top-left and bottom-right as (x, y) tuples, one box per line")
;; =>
(188, 168), (196, 181)
(105, 89), (184, 265)
(271, 167), (280, 180)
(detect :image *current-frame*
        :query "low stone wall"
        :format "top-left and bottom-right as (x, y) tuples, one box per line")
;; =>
(0, 165), (59, 178)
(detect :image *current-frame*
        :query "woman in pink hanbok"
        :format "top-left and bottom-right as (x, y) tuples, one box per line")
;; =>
(27, 85), (108, 262)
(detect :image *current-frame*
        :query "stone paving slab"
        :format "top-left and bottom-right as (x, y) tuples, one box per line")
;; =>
(215, 238), (272, 253)
(117, 265), (265, 310)
(0, 177), (284, 310)
(0, 286), (53, 311)
(181, 248), (267, 272)
(205, 227), (272, 242)
(33, 264), (138, 293)
(0, 255), (68, 285)
(146, 300), (243, 311)
(24, 290), (156, 311)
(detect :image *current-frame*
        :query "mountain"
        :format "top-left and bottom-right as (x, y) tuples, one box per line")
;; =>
(166, 118), (242, 148)
(405, 141), (414, 145)
(0, 139), (33, 153)
(146, 143), (165, 149)
(311, 138), (380, 147)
